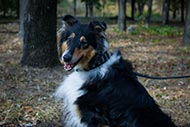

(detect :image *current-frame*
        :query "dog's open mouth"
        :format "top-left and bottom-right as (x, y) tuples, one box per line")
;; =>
(64, 56), (83, 71)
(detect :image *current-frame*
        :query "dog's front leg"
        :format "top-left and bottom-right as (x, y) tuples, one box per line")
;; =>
(81, 114), (110, 127)
(80, 112), (100, 127)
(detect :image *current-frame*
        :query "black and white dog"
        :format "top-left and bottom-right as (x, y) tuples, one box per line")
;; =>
(55, 15), (177, 127)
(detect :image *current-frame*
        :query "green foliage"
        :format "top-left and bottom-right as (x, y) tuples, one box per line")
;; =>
(129, 25), (183, 37)
(135, 11), (162, 22)
(170, 0), (181, 11)
(57, 0), (70, 16)
(81, 0), (104, 10)
(59, 0), (69, 7)
(179, 46), (190, 53)
(109, 0), (116, 2)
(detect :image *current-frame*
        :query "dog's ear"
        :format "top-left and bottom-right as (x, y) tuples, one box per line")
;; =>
(62, 15), (79, 28)
(57, 15), (78, 60)
(89, 21), (107, 32)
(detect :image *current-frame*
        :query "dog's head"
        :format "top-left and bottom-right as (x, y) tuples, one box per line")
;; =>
(57, 15), (108, 71)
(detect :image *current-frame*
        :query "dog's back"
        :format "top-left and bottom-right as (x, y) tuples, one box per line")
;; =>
(75, 52), (177, 127)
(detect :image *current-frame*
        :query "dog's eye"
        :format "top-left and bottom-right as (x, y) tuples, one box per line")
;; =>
(80, 40), (89, 49)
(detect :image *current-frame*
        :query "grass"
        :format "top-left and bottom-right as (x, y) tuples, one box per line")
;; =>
(128, 24), (183, 37)
(0, 21), (190, 127)
(179, 46), (190, 54)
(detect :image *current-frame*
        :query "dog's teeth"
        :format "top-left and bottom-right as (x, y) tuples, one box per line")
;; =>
(64, 64), (74, 71)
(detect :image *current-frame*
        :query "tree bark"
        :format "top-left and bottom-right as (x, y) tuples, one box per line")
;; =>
(183, 0), (190, 46)
(16, 0), (19, 18)
(137, 0), (145, 16)
(172, 9), (176, 19)
(19, 0), (28, 39)
(131, 0), (136, 20)
(118, 0), (126, 31)
(73, 0), (77, 16)
(145, 0), (153, 27)
(85, 2), (88, 17)
(89, 0), (93, 17)
(181, 0), (184, 23)
(162, 0), (170, 25)
(21, 0), (59, 67)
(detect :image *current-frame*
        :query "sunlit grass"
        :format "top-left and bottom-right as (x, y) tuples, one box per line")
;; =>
(129, 24), (183, 37)
(179, 46), (190, 53)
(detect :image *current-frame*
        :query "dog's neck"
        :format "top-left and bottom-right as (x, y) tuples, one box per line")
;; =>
(88, 51), (110, 70)
(76, 51), (111, 72)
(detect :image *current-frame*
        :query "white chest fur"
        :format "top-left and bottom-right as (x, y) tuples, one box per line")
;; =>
(55, 71), (88, 127)
(54, 52), (120, 127)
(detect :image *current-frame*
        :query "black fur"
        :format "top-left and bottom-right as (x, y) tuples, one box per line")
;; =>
(57, 15), (177, 127)
(75, 51), (177, 127)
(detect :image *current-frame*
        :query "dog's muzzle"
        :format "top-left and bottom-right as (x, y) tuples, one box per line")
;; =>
(61, 53), (83, 71)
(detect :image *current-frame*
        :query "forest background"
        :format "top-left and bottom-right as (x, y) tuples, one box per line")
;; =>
(0, 0), (190, 127)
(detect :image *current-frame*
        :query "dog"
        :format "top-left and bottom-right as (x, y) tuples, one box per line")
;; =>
(55, 15), (177, 127)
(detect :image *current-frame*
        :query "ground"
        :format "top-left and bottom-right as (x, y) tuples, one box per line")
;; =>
(0, 22), (190, 127)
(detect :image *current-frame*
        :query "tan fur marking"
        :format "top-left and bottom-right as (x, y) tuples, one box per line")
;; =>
(74, 104), (82, 118)
(56, 31), (63, 58)
(70, 32), (75, 38)
(59, 42), (68, 64)
(94, 25), (102, 30)
(56, 27), (65, 44)
(61, 41), (68, 51)
(57, 34), (61, 44)
(79, 36), (86, 42)
(73, 46), (96, 69)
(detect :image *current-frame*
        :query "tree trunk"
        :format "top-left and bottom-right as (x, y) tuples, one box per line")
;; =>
(162, 0), (170, 25)
(85, 2), (88, 17)
(145, 0), (153, 27)
(172, 9), (176, 19)
(16, 0), (19, 18)
(73, 0), (76, 16)
(21, 0), (59, 68)
(181, 0), (184, 23)
(137, 1), (145, 16)
(19, 0), (28, 39)
(131, 0), (136, 20)
(89, 0), (93, 17)
(118, 0), (126, 31)
(183, 0), (190, 46)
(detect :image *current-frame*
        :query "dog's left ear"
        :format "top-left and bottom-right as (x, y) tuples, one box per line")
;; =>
(62, 15), (79, 27)
(89, 21), (107, 32)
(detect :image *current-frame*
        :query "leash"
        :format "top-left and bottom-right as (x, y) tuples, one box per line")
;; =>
(134, 72), (190, 80)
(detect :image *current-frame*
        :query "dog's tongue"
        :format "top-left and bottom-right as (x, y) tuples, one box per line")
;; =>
(64, 64), (74, 71)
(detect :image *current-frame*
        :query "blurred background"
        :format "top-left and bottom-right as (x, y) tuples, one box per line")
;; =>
(0, 0), (190, 127)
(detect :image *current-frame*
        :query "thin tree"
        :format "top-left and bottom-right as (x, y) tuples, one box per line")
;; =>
(85, 2), (89, 17)
(16, 0), (19, 18)
(183, 0), (190, 46)
(162, 0), (170, 25)
(89, 0), (93, 17)
(21, 0), (59, 67)
(137, 0), (145, 16)
(73, 0), (77, 16)
(118, 0), (127, 31)
(82, 0), (94, 17)
(131, 0), (136, 20)
(19, 0), (28, 39)
(181, 0), (184, 23)
(145, 0), (153, 27)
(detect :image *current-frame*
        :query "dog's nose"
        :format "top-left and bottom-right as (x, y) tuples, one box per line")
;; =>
(63, 54), (72, 62)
